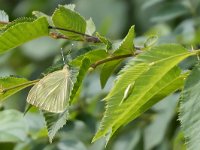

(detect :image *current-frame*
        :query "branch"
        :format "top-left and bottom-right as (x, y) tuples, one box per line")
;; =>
(0, 79), (39, 94)
(50, 32), (69, 40)
(134, 46), (143, 51)
(49, 26), (101, 43)
(0, 21), (9, 25)
(49, 26), (143, 51)
(90, 50), (142, 69)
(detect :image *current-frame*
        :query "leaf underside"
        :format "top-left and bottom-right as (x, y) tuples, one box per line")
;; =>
(43, 110), (69, 143)
(179, 63), (200, 150)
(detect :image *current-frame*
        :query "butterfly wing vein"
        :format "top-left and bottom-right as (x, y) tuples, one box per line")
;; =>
(27, 68), (72, 113)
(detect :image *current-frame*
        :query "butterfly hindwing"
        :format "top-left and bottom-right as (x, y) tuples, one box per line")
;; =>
(27, 66), (72, 113)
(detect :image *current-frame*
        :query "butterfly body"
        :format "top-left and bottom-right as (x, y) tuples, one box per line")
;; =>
(27, 65), (72, 113)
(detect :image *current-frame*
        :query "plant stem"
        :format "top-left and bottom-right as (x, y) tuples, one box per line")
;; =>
(0, 21), (9, 25)
(1, 79), (40, 93)
(49, 26), (143, 50)
(49, 26), (101, 43)
(50, 32), (69, 40)
(90, 50), (142, 69)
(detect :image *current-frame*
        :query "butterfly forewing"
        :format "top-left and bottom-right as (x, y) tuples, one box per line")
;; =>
(27, 66), (72, 113)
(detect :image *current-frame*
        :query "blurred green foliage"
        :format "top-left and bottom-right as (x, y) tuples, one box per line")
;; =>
(0, 0), (200, 149)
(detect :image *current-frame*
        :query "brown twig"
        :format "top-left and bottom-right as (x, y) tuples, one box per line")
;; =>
(50, 32), (69, 40)
(49, 26), (101, 43)
(49, 26), (143, 68)
(49, 26), (144, 51)
(0, 21), (9, 25)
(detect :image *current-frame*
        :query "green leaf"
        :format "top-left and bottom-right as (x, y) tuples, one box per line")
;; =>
(52, 5), (86, 40)
(1, 17), (35, 32)
(0, 109), (28, 142)
(136, 44), (190, 63)
(70, 58), (91, 104)
(100, 60), (122, 89)
(93, 44), (195, 142)
(179, 63), (200, 150)
(124, 68), (188, 127)
(70, 49), (108, 67)
(0, 17), (49, 53)
(173, 131), (187, 150)
(43, 110), (69, 143)
(96, 32), (112, 50)
(99, 26), (135, 88)
(0, 77), (36, 101)
(103, 44), (189, 103)
(113, 25), (135, 55)
(145, 70), (187, 104)
(92, 62), (150, 142)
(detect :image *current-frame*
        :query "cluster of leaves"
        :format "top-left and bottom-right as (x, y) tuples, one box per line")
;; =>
(0, 3), (200, 150)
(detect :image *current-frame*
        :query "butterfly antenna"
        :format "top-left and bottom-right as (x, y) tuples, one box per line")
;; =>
(60, 47), (66, 65)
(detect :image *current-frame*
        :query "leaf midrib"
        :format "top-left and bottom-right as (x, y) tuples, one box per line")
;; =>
(108, 51), (195, 132)
(119, 71), (188, 129)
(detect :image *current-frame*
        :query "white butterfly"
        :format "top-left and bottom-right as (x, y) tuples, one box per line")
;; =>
(27, 65), (73, 113)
